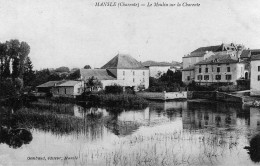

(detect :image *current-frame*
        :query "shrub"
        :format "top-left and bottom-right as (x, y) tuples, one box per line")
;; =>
(105, 85), (123, 94)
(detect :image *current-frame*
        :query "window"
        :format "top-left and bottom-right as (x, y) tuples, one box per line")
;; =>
(133, 78), (135, 82)
(217, 67), (220, 73)
(204, 75), (209, 80)
(123, 71), (125, 76)
(227, 67), (230, 72)
(64, 88), (67, 94)
(143, 71), (145, 76)
(258, 75), (260, 81)
(133, 71), (135, 75)
(258, 66), (260, 72)
(197, 75), (203, 80)
(215, 75), (221, 80)
(226, 75), (232, 80)
(199, 68), (201, 73)
(143, 78), (145, 82)
(187, 76), (190, 81)
(205, 68), (208, 73)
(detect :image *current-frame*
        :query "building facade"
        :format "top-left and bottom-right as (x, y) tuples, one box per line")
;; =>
(80, 54), (149, 90)
(194, 53), (245, 85)
(52, 81), (84, 97)
(250, 54), (260, 96)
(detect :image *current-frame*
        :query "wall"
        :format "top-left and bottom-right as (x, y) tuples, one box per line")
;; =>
(194, 63), (245, 84)
(183, 56), (204, 69)
(53, 82), (84, 97)
(148, 66), (171, 78)
(136, 91), (187, 100)
(117, 69), (149, 89)
(182, 70), (195, 84)
(188, 91), (244, 103)
(250, 60), (260, 96)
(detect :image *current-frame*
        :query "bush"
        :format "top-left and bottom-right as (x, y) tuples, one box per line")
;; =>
(84, 93), (149, 109)
(105, 85), (123, 94)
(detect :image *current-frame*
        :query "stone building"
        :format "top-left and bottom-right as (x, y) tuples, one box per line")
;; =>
(182, 43), (245, 84)
(52, 80), (84, 97)
(194, 52), (246, 85)
(80, 54), (149, 90)
(250, 54), (260, 96)
(142, 61), (175, 78)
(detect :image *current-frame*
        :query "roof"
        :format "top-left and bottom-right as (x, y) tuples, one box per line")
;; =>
(251, 49), (260, 55)
(101, 54), (146, 69)
(191, 45), (221, 53)
(196, 53), (238, 65)
(142, 61), (172, 67)
(58, 81), (82, 87)
(251, 54), (260, 61)
(191, 43), (238, 54)
(36, 81), (64, 88)
(183, 51), (214, 58)
(182, 65), (195, 71)
(240, 50), (251, 58)
(80, 69), (116, 80)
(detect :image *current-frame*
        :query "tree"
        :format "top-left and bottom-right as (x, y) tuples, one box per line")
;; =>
(23, 57), (35, 86)
(55, 66), (70, 73)
(84, 65), (91, 69)
(18, 42), (30, 78)
(85, 76), (102, 91)
(67, 69), (80, 80)
(0, 42), (7, 79)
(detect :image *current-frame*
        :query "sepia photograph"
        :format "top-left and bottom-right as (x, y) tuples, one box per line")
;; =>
(0, 0), (260, 165)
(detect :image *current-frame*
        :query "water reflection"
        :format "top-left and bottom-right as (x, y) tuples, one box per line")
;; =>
(245, 134), (260, 162)
(0, 126), (32, 149)
(2, 99), (260, 165)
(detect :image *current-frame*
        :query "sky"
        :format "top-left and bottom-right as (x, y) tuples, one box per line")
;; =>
(0, 0), (259, 70)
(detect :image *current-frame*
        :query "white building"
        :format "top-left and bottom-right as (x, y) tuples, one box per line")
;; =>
(52, 80), (84, 97)
(80, 54), (149, 90)
(194, 52), (246, 85)
(142, 61), (174, 78)
(250, 54), (260, 96)
(182, 43), (244, 84)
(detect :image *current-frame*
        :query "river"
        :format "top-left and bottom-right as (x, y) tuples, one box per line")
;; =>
(0, 99), (260, 166)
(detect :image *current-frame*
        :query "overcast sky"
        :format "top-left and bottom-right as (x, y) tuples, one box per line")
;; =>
(0, 0), (259, 70)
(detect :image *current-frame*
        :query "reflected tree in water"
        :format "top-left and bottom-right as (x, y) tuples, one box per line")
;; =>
(245, 134), (260, 162)
(0, 126), (32, 149)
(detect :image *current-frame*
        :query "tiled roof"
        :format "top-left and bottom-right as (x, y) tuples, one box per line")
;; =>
(36, 81), (64, 88)
(182, 65), (195, 71)
(80, 69), (116, 80)
(196, 53), (238, 65)
(251, 49), (260, 55)
(191, 45), (221, 53)
(240, 50), (251, 58)
(101, 54), (146, 69)
(58, 81), (82, 87)
(142, 61), (172, 67)
(251, 54), (260, 61)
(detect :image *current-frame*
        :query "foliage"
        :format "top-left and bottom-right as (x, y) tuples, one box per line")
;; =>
(55, 66), (70, 73)
(83, 65), (91, 69)
(67, 69), (80, 80)
(23, 57), (35, 86)
(85, 76), (102, 89)
(105, 84), (123, 94)
(148, 70), (183, 92)
(83, 94), (149, 109)
(0, 79), (17, 98)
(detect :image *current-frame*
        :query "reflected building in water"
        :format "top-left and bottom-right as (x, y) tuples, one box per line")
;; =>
(182, 102), (238, 129)
(249, 107), (260, 131)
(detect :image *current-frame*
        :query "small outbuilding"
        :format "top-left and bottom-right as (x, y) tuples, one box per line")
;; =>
(52, 80), (84, 97)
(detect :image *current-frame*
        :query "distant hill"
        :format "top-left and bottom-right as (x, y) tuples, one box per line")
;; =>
(142, 60), (181, 67)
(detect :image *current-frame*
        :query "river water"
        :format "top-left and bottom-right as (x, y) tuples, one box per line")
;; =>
(0, 100), (260, 166)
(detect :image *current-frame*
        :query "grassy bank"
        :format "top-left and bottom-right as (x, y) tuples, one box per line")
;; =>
(85, 93), (149, 109)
